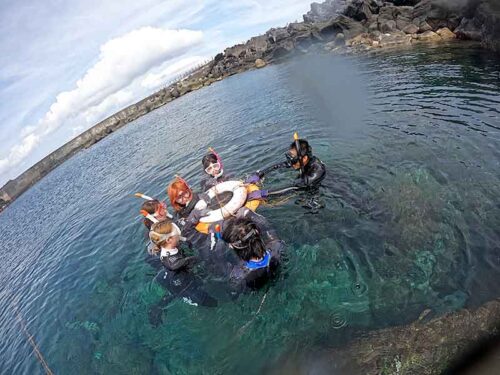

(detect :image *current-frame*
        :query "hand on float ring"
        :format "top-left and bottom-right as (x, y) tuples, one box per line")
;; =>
(247, 190), (269, 201)
(187, 208), (210, 225)
(245, 174), (261, 184)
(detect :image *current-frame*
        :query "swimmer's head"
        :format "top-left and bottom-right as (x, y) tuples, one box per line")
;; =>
(223, 218), (265, 261)
(202, 152), (222, 178)
(140, 199), (167, 229)
(149, 219), (181, 248)
(167, 177), (192, 211)
(287, 139), (312, 170)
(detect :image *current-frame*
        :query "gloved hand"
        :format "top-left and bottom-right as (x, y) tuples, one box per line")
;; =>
(187, 208), (210, 226)
(247, 189), (269, 201)
(245, 173), (261, 184)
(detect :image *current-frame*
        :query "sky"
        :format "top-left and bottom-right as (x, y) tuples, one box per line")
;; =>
(0, 0), (312, 186)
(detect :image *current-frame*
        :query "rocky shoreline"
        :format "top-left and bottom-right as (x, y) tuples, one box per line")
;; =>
(1, 0), (499, 208)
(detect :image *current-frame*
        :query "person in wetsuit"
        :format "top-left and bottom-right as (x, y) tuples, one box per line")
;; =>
(147, 219), (218, 326)
(216, 212), (285, 295)
(200, 149), (230, 191)
(167, 176), (226, 272)
(246, 137), (326, 201)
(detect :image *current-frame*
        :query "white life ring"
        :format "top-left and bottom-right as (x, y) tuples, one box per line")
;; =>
(198, 180), (247, 223)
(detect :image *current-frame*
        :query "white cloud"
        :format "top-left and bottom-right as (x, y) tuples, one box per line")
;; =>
(141, 55), (209, 90)
(0, 0), (313, 185)
(0, 26), (203, 182)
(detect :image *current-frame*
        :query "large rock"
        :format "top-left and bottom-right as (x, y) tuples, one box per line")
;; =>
(303, 0), (349, 23)
(412, 0), (465, 31)
(479, 1), (500, 52)
(255, 59), (267, 68)
(344, 0), (379, 22)
(436, 27), (456, 40)
(315, 14), (366, 40)
(417, 30), (442, 42)
(402, 23), (419, 34)
(455, 0), (500, 52)
(269, 299), (500, 375)
(378, 31), (413, 47)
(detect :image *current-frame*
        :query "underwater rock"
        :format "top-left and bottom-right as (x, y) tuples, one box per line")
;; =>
(270, 299), (500, 374)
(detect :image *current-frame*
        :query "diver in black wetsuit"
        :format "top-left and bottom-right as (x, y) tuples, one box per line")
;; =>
(245, 135), (326, 204)
(200, 149), (230, 192)
(214, 211), (285, 295)
(147, 219), (217, 326)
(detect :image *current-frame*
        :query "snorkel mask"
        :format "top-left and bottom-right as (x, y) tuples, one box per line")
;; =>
(230, 228), (258, 249)
(286, 132), (312, 174)
(207, 147), (224, 177)
(135, 192), (173, 219)
(140, 210), (187, 242)
(148, 222), (184, 243)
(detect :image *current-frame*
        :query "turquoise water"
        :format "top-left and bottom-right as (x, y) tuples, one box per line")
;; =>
(0, 43), (499, 374)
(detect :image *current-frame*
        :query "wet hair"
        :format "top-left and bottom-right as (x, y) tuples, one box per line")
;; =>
(222, 218), (266, 262)
(167, 177), (192, 212)
(150, 219), (175, 247)
(141, 199), (161, 230)
(289, 139), (312, 157)
(202, 153), (218, 169)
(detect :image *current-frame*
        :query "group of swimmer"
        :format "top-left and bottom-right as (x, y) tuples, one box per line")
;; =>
(136, 133), (326, 325)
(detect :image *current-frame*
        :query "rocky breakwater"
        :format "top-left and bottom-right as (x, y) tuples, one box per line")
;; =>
(207, 0), (500, 76)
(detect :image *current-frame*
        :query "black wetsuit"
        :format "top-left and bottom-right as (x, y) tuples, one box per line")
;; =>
(173, 193), (232, 276)
(215, 208), (286, 294)
(258, 155), (326, 196)
(148, 247), (218, 326)
(200, 173), (231, 192)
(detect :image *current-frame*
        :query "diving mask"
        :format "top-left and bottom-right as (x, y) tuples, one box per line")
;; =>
(205, 161), (221, 175)
(149, 222), (184, 243)
(285, 151), (300, 166)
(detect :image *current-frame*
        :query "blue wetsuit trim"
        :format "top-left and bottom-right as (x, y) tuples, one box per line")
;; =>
(246, 251), (271, 270)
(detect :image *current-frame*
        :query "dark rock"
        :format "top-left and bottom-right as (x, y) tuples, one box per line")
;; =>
(380, 19), (397, 33)
(214, 53), (223, 62)
(315, 14), (366, 40)
(479, 1), (500, 52)
(455, 17), (483, 41)
(266, 27), (290, 44)
(170, 88), (180, 98)
(344, 0), (380, 22)
(412, 0), (464, 31)
(303, 0), (349, 23)
(403, 23), (419, 34)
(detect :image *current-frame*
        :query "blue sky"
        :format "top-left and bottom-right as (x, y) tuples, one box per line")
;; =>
(0, 0), (311, 186)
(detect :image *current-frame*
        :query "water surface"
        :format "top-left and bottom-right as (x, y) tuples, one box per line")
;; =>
(0, 43), (499, 374)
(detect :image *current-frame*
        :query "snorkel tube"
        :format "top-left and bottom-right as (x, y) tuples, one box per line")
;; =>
(135, 192), (173, 219)
(293, 132), (305, 176)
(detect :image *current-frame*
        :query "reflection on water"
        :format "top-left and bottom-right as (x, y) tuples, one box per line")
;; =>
(0, 43), (499, 374)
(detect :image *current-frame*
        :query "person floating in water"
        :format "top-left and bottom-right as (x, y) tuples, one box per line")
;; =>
(246, 133), (326, 208)
(148, 219), (218, 326)
(200, 148), (229, 191)
(218, 215), (285, 295)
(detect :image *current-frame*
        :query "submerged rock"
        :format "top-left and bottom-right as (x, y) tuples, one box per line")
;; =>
(270, 299), (500, 374)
